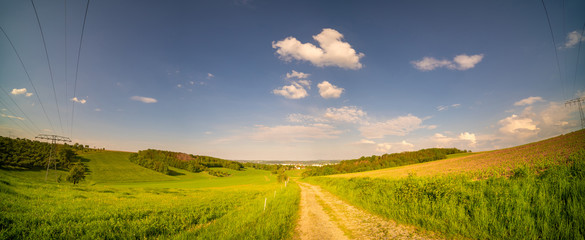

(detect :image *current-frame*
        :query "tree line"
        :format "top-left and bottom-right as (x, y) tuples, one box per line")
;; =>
(128, 149), (245, 176)
(0, 136), (87, 184)
(303, 148), (468, 177)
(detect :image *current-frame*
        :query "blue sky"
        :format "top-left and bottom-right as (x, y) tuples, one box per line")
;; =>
(1, 0), (584, 160)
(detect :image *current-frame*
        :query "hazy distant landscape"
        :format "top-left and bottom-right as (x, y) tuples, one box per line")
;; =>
(1, 0), (585, 239)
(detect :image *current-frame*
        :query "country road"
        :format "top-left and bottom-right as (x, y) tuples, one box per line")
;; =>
(293, 182), (441, 240)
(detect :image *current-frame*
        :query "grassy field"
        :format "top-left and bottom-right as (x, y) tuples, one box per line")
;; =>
(304, 130), (585, 239)
(0, 151), (300, 239)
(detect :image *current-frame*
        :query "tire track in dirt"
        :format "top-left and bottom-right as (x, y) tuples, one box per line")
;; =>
(294, 182), (441, 240)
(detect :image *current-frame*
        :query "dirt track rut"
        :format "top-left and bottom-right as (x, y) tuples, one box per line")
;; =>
(294, 182), (441, 240)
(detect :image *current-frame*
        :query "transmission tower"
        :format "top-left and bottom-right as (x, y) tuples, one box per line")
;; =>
(565, 97), (585, 129)
(35, 134), (71, 181)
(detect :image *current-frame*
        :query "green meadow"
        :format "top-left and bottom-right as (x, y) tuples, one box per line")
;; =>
(0, 151), (299, 239)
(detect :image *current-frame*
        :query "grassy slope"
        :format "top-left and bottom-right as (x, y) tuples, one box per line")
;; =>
(0, 150), (300, 239)
(331, 129), (585, 179)
(305, 130), (585, 239)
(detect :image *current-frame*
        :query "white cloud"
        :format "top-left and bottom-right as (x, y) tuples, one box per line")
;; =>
(94, 108), (102, 112)
(11, 88), (32, 97)
(453, 54), (484, 70)
(298, 80), (311, 89)
(250, 123), (342, 142)
(411, 54), (483, 71)
(360, 114), (424, 139)
(286, 70), (310, 79)
(71, 97), (87, 104)
(130, 96), (158, 103)
(401, 140), (415, 148)
(323, 106), (366, 123)
(514, 96), (544, 106)
(358, 139), (376, 144)
(562, 30), (584, 49)
(376, 143), (392, 153)
(287, 113), (326, 123)
(207, 73), (215, 79)
(411, 57), (453, 71)
(272, 28), (364, 69)
(1, 114), (24, 120)
(437, 103), (461, 111)
(317, 81), (344, 99)
(458, 132), (477, 146)
(177, 84), (183, 88)
(499, 114), (539, 135)
(273, 82), (308, 99)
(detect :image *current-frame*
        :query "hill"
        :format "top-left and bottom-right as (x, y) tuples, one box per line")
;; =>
(330, 129), (585, 179)
(0, 149), (299, 239)
(304, 129), (585, 239)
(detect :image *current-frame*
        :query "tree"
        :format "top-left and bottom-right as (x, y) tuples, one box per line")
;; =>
(57, 147), (76, 169)
(66, 164), (86, 184)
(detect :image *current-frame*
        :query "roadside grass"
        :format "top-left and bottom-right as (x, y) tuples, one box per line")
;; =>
(305, 149), (585, 240)
(0, 151), (300, 239)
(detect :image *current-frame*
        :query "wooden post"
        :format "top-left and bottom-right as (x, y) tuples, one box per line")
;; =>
(264, 198), (267, 211)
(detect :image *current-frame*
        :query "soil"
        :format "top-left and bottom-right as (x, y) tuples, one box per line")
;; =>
(293, 182), (441, 240)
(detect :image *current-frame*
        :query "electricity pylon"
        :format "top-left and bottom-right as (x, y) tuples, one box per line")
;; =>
(35, 134), (71, 181)
(565, 97), (585, 129)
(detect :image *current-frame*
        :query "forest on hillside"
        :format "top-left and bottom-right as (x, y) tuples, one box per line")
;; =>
(303, 148), (467, 177)
(128, 149), (245, 175)
(0, 136), (88, 170)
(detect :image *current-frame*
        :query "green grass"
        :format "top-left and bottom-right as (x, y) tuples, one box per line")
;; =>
(304, 149), (585, 240)
(0, 151), (300, 239)
(445, 152), (478, 159)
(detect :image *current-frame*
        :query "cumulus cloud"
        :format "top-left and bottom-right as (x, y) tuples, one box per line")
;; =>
(401, 140), (415, 148)
(514, 96), (544, 106)
(324, 106), (366, 123)
(317, 81), (344, 99)
(130, 96), (158, 103)
(431, 132), (477, 148)
(273, 82), (308, 99)
(286, 70), (310, 79)
(562, 30), (584, 49)
(499, 114), (539, 136)
(71, 97), (87, 104)
(10, 88), (33, 97)
(250, 123), (342, 142)
(360, 114), (424, 139)
(376, 143), (392, 153)
(411, 54), (484, 71)
(458, 132), (477, 146)
(272, 28), (364, 69)
(207, 73), (215, 79)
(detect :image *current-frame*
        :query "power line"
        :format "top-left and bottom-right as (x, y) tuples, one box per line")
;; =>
(31, 0), (65, 135)
(35, 134), (71, 181)
(0, 99), (37, 136)
(71, 0), (91, 138)
(64, 0), (69, 124)
(0, 25), (56, 133)
(574, 23), (585, 94)
(540, 0), (564, 99)
(0, 86), (42, 133)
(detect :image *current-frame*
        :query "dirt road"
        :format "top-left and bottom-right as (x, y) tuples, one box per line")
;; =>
(294, 182), (440, 240)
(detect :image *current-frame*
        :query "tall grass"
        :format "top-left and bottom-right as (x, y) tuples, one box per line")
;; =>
(178, 182), (300, 239)
(306, 149), (585, 239)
